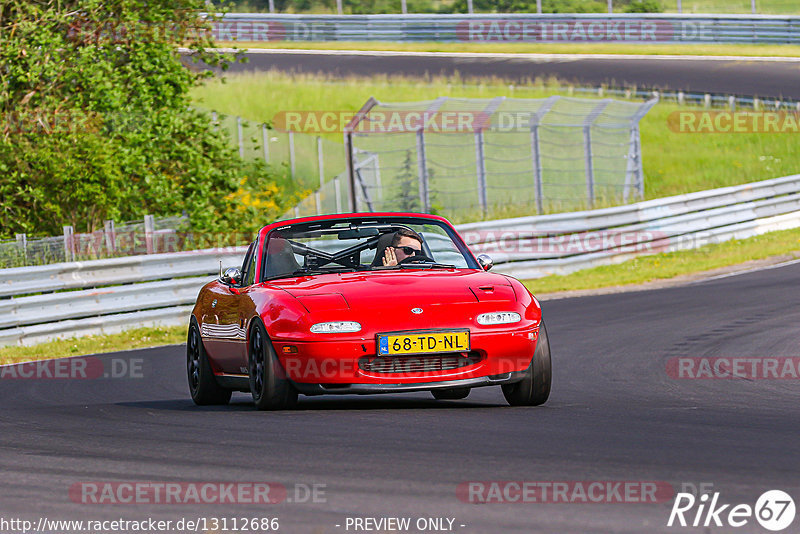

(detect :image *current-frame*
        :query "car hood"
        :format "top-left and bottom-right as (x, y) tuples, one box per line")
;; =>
(269, 269), (516, 312)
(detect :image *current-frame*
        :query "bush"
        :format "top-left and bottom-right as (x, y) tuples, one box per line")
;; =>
(624, 0), (662, 12)
(0, 0), (295, 240)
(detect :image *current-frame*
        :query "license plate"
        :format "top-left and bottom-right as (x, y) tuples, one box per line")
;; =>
(377, 330), (470, 356)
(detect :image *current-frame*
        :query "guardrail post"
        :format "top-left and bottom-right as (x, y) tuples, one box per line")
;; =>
(336, 0), (342, 15)
(289, 131), (296, 180)
(63, 226), (75, 263)
(401, 0), (407, 14)
(237, 116), (244, 158)
(754, 98), (760, 111)
(607, 0), (612, 13)
(416, 128), (430, 213)
(262, 124), (270, 163)
(677, 0), (681, 12)
(269, 0), (275, 13)
(467, 0), (473, 14)
(104, 220), (116, 255)
(15, 234), (27, 264)
(729, 96), (736, 111)
(536, 0), (542, 13)
(704, 94), (711, 108)
(144, 214), (155, 255)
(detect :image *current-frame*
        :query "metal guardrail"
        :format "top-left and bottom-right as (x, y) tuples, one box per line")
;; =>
(466, 174), (800, 278)
(2, 174), (800, 346)
(0, 248), (247, 346)
(210, 14), (800, 44)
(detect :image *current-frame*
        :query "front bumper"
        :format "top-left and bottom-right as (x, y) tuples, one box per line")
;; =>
(291, 371), (527, 396)
(272, 327), (538, 386)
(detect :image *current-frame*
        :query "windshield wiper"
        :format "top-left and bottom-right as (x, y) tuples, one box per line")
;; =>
(265, 267), (356, 280)
(396, 263), (456, 270)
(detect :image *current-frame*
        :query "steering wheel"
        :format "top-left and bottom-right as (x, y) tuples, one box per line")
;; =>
(399, 254), (435, 265)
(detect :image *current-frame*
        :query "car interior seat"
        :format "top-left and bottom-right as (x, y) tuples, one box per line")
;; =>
(265, 237), (301, 278)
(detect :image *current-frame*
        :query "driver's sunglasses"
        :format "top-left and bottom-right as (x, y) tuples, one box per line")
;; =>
(395, 246), (421, 256)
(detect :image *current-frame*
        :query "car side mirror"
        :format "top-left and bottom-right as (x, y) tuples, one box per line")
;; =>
(220, 267), (242, 286)
(477, 254), (493, 271)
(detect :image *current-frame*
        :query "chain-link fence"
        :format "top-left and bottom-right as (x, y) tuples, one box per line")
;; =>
(317, 96), (656, 221)
(212, 111), (346, 193)
(0, 215), (190, 269)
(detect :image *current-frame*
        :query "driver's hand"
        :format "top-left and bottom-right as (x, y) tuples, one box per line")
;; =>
(382, 247), (397, 266)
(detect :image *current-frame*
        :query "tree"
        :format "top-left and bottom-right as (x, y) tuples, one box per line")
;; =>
(0, 0), (290, 239)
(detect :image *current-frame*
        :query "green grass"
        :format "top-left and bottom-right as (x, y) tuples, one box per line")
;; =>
(661, 0), (799, 14)
(523, 226), (800, 294)
(190, 71), (800, 207)
(0, 326), (186, 365)
(221, 40), (800, 58)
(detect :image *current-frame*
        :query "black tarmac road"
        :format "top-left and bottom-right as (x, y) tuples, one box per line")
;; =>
(226, 50), (800, 99)
(2, 262), (799, 533)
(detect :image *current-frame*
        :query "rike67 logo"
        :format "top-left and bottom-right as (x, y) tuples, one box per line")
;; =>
(668, 490), (796, 531)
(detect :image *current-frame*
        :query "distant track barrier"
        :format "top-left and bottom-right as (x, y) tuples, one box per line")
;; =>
(209, 14), (800, 44)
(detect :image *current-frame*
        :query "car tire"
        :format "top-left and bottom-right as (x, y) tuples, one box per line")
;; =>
(187, 318), (232, 406)
(431, 388), (470, 400)
(248, 319), (298, 411)
(502, 321), (551, 407)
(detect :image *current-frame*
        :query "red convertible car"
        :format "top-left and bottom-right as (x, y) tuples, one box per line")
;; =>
(187, 213), (551, 410)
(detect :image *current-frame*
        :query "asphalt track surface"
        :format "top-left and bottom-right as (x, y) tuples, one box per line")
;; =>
(2, 262), (799, 533)
(223, 50), (800, 99)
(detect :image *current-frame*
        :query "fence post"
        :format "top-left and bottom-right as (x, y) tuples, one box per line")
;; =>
(467, 0), (473, 13)
(334, 176), (343, 214)
(729, 95), (736, 111)
(289, 131), (296, 180)
(336, 0), (342, 14)
(582, 100), (611, 209)
(262, 124), (270, 164)
(63, 226), (75, 262)
(144, 214), (155, 254)
(104, 220), (116, 255)
(237, 116), (244, 158)
(530, 96), (559, 215)
(269, 0), (275, 13)
(15, 234), (27, 264)
(474, 130), (488, 218)
(416, 128), (430, 213)
(317, 136), (325, 189)
(624, 99), (658, 202)
(401, 0), (407, 14)
(536, 0), (542, 13)
(752, 0), (756, 14)
(607, 0), (612, 13)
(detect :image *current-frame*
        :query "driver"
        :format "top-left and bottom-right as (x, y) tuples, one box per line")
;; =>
(382, 228), (424, 267)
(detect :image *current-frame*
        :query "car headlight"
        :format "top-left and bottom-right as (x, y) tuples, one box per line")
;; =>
(310, 321), (362, 333)
(476, 312), (521, 325)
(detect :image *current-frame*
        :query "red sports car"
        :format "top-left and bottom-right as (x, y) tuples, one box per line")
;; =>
(187, 213), (551, 410)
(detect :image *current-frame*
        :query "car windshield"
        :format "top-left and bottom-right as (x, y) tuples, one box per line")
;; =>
(262, 217), (477, 280)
